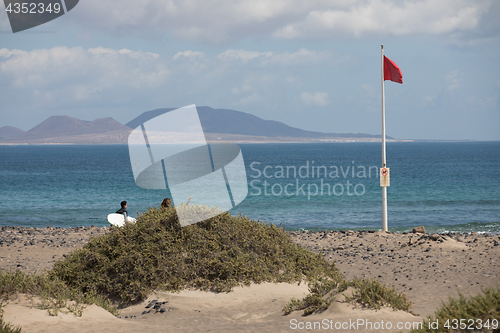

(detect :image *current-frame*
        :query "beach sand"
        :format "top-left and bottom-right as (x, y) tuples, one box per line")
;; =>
(0, 226), (498, 332)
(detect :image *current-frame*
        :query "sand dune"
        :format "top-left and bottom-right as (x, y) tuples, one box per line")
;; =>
(1, 227), (498, 332)
(3, 283), (421, 333)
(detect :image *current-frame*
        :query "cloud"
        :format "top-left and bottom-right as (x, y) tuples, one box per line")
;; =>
(217, 47), (328, 66)
(301, 92), (328, 106)
(263, 48), (328, 66)
(217, 49), (272, 63)
(444, 70), (463, 92)
(237, 92), (262, 105)
(64, 0), (498, 44)
(172, 50), (205, 61)
(273, 0), (489, 39)
(0, 45), (329, 126)
(0, 47), (168, 97)
(231, 85), (253, 94)
(0, 45), (326, 113)
(70, 0), (306, 43)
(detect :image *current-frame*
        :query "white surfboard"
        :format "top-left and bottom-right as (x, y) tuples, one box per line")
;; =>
(107, 213), (136, 227)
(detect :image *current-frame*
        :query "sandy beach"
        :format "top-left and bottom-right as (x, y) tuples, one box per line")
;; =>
(0, 226), (498, 332)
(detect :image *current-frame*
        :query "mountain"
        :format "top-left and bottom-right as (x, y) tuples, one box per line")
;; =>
(0, 107), (394, 144)
(25, 115), (130, 139)
(126, 106), (391, 139)
(0, 126), (25, 139)
(0, 116), (131, 144)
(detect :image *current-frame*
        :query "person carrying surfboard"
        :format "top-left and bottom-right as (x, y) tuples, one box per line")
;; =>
(116, 201), (128, 219)
(107, 201), (136, 227)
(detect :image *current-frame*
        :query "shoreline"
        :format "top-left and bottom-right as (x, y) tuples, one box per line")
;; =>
(1, 224), (499, 235)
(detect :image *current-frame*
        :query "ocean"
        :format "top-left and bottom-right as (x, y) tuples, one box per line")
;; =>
(0, 142), (499, 234)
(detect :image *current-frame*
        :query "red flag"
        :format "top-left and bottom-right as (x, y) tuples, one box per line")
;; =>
(384, 56), (403, 84)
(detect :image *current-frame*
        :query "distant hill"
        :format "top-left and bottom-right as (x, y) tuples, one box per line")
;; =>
(0, 126), (25, 139)
(24, 115), (130, 139)
(0, 107), (394, 144)
(0, 116), (131, 144)
(126, 106), (391, 139)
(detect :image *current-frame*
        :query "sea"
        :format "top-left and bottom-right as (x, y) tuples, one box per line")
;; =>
(0, 142), (499, 234)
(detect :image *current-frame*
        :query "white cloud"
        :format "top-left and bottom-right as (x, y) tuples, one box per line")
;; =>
(237, 92), (262, 105)
(172, 50), (205, 61)
(0, 45), (328, 114)
(217, 49), (273, 63)
(273, 0), (488, 39)
(71, 0), (307, 43)
(445, 70), (463, 91)
(0, 46), (168, 101)
(217, 48), (327, 66)
(0, 46), (168, 91)
(231, 85), (253, 94)
(264, 48), (328, 66)
(65, 0), (497, 44)
(301, 92), (329, 106)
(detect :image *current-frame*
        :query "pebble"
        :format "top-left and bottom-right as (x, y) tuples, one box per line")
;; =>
(142, 300), (170, 315)
(146, 300), (158, 308)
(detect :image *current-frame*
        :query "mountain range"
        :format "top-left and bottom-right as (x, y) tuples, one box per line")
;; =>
(0, 106), (393, 144)
(126, 106), (386, 139)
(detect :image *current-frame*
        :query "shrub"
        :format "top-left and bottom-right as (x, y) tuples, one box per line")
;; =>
(283, 276), (412, 316)
(0, 270), (117, 317)
(51, 206), (343, 306)
(345, 278), (412, 312)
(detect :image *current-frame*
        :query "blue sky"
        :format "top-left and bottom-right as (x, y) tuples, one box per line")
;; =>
(0, 0), (499, 140)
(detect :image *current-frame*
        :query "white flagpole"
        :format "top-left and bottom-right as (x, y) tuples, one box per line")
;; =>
(381, 45), (388, 231)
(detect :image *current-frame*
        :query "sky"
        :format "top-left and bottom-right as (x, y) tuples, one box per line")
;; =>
(0, 0), (499, 140)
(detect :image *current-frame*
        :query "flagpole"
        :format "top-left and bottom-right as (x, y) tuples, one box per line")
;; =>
(381, 45), (388, 232)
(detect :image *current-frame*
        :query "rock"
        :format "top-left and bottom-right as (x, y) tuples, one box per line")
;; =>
(429, 233), (440, 241)
(160, 308), (166, 313)
(145, 300), (158, 308)
(413, 226), (425, 234)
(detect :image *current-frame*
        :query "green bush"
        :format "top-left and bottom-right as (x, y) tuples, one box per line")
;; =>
(283, 277), (339, 315)
(283, 277), (412, 316)
(345, 278), (412, 312)
(0, 270), (117, 316)
(51, 206), (342, 306)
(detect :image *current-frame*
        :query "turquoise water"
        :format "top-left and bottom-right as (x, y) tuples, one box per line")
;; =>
(0, 142), (499, 233)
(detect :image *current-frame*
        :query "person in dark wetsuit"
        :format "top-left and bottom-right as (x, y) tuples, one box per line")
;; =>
(116, 201), (128, 219)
